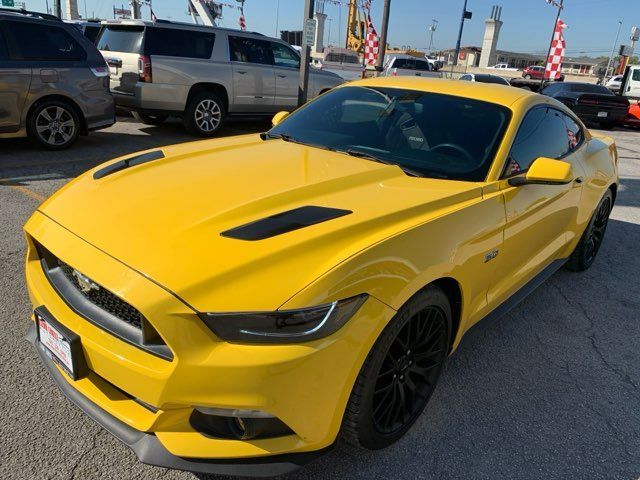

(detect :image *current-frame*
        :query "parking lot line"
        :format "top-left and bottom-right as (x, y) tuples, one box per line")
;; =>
(1, 183), (47, 203)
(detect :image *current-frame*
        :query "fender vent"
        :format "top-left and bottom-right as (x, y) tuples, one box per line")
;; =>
(221, 206), (352, 241)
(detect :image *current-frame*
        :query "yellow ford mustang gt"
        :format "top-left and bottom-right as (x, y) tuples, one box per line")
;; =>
(24, 77), (617, 476)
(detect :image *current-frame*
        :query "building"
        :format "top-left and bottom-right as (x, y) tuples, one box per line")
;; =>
(281, 30), (302, 47)
(479, 5), (503, 68)
(494, 50), (544, 68)
(562, 56), (602, 75)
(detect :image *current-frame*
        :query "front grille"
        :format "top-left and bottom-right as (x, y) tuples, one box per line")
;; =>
(58, 261), (143, 330)
(35, 240), (173, 361)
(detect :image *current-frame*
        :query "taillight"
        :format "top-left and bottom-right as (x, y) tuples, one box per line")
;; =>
(90, 65), (109, 77)
(138, 55), (152, 83)
(579, 98), (599, 105)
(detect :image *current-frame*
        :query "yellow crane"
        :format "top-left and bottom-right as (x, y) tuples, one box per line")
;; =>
(346, 0), (367, 52)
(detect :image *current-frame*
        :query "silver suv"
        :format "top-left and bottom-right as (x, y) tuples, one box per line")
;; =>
(0, 9), (115, 149)
(96, 20), (344, 136)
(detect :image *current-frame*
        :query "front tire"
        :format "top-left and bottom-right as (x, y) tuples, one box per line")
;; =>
(183, 92), (225, 137)
(27, 100), (80, 150)
(566, 189), (613, 272)
(524, 74), (532, 79)
(342, 286), (451, 449)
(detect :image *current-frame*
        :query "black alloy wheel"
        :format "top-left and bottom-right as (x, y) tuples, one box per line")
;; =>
(371, 306), (449, 435)
(342, 286), (451, 449)
(566, 189), (613, 271)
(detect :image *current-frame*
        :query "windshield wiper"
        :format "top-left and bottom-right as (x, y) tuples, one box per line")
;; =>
(260, 132), (298, 142)
(343, 149), (426, 178)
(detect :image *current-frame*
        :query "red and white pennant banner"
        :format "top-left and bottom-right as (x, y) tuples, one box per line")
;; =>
(545, 19), (567, 80)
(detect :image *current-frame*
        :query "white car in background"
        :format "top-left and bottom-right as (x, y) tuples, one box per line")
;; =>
(606, 75), (623, 91)
(487, 63), (519, 71)
(383, 55), (442, 78)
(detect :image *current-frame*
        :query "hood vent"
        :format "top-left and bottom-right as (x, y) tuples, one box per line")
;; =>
(221, 206), (352, 241)
(93, 150), (165, 179)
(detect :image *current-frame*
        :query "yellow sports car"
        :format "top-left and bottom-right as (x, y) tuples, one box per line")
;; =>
(24, 77), (617, 476)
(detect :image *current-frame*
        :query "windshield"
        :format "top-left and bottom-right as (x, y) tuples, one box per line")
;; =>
(269, 86), (511, 181)
(96, 26), (144, 53)
(568, 83), (612, 95)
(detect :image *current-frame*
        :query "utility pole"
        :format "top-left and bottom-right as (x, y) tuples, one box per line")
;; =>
(375, 0), (391, 71)
(540, 0), (563, 90)
(453, 0), (471, 69)
(131, 0), (141, 19)
(55, 0), (62, 18)
(298, 0), (315, 106)
(606, 20), (623, 79)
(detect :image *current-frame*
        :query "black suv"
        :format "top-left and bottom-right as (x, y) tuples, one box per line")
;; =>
(0, 8), (115, 149)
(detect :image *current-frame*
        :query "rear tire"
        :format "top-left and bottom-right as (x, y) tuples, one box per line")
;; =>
(524, 74), (532, 79)
(132, 111), (169, 125)
(342, 286), (451, 450)
(27, 99), (80, 150)
(183, 91), (225, 137)
(565, 189), (613, 272)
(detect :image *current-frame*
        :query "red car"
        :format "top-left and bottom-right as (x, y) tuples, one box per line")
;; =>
(523, 65), (565, 81)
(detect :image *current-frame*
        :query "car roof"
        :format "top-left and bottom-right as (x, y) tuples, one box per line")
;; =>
(101, 18), (265, 37)
(0, 7), (62, 22)
(346, 77), (533, 107)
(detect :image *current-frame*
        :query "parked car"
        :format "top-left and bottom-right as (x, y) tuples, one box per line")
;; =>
(0, 8), (115, 149)
(541, 82), (629, 129)
(487, 63), (518, 71)
(383, 55), (442, 78)
(65, 19), (102, 44)
(25, 76), (618, 477)
(605, 75), (623, 91)
(459, 73), (510, 85)
(425, 55), (443, 71)
(522, 65), (565, 81)
(312, 47), (364, 80)
(96, 20), (343, 136)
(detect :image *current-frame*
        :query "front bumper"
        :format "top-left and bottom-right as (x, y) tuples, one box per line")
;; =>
(26, 323), (330, 477)
(24, 211), (396, 473)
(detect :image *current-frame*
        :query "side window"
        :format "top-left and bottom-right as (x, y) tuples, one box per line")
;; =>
(6, 21), (86, 61)
(145, 28), (215, 59)
(229, 36), (273, 65)
(271, 42), (300, 69)
(392, 58), (408, 69)
(632, 69), (640, 82)
(0, 26), (8, 60)
(459, 75), (472, 81)
(505, 107), (578, 177)
(415, 60), (431, 71)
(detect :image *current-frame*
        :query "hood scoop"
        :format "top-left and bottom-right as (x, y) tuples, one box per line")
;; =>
(221, 205), (352, 241)
(93, 150), (165, 179)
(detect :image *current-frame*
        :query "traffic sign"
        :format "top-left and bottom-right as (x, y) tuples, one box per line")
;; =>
(1, 0), (15, 7)
(303, 18), (317, 47)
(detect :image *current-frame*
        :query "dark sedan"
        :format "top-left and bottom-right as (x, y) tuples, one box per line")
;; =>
(541, 82), (629, 129)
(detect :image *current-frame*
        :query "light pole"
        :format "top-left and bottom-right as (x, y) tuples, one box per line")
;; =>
(275, 0), (280, 37)
(453, 0), (472, 69)
(375, 0), (392, 71)
(298, 0), (315, 105)
(606, 20), (623, 78)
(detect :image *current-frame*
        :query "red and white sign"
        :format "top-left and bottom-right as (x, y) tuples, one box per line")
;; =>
(239, 14), (246, 31)
(38, 317), (74, 377)
(364, 14), (379, 65)
(545, 19), (567, 80)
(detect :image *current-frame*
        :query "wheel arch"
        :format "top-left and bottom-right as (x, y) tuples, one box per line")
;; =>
(609, 182), (618, 205)
(186, 83), (229, 112)
(25, 94), (88, 135)
(429, 277), (463, 353)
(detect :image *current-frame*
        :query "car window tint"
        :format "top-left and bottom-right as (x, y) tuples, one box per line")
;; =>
(632, 70), (640, 81)
(7, 21), (86, 61)
(392, 58), (408, 69)
(229, 36), (273, 65)
(0, 27), (8, 60)
(507, 107), (578, 176)
(97, 26), (143, 53)
(415, 60), (430, 71)
(83, 25), (101, 44)
(567, 83), (612, 95)
(271, 42), (300, 68)
(145, 28), (215, 59)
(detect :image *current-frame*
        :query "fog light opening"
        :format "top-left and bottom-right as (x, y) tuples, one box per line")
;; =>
(190, 408), (294, 440)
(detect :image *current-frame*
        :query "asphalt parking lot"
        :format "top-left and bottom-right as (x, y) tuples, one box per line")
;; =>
(1, 118), (639, 480)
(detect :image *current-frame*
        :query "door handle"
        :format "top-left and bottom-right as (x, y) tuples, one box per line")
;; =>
(237, 70), (247, 75)
(573, 177), (584, 184)
(277, 74), (287, 78)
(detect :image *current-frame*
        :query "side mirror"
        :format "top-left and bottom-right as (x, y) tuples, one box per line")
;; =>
(271, 111), (289, 127)
(508, 157), (573, 186)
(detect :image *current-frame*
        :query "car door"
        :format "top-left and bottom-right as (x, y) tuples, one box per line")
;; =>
(488, 106), (586, 307)
(0, 21), (32, 133)
(270, 41), (300, 110)
(228, 35), (276, 113)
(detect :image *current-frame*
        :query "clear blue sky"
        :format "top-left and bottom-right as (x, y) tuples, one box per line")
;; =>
(30, 0), (639, 57)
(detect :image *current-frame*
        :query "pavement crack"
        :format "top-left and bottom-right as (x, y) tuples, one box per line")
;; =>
(69, 429), (101, 479)
(550, 280), (639, 393)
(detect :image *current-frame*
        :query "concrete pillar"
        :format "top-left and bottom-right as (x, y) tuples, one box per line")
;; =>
(479, 6), (503, 68)
(65, 0), (79, 20)
(312, 12), (327, 54)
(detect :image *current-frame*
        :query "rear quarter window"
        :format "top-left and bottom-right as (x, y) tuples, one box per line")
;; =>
(145, 27), (215, 59)
(97, 26), (144, 53)
(6, 21), (86, 61)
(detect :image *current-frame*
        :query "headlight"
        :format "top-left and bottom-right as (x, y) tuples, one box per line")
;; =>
(199, 294), (368, 344)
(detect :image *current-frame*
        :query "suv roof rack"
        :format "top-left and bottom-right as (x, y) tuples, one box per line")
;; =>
(101, 17), (264, 36)
(0, 7), (62, 21)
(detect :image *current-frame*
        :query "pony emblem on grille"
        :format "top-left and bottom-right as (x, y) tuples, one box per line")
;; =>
(72, 269), (100, 294)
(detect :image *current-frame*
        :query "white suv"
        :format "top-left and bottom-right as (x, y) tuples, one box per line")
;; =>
(96, 20), (343, 136)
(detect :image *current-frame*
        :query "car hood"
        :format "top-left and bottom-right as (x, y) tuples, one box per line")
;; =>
(38, 135), (483, 312)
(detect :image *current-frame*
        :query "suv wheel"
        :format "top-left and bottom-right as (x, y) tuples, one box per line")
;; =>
(342, 286), (451, 449)
(28, 100), (80, 150)
(132, 111), (169, 126)
(184, 92), (225, 137)
(524, 74), (532, 79)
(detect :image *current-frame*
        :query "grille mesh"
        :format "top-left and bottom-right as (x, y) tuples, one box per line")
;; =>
(58, 261), (143, 330)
